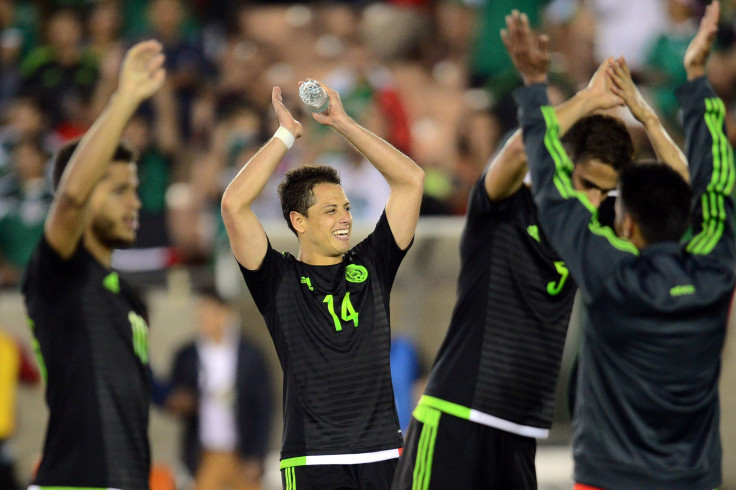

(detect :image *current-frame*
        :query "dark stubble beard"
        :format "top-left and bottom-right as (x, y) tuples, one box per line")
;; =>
(90, 213), (136, 249)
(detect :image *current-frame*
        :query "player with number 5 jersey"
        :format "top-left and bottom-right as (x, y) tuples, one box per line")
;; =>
(221, 80), (424, 489)
(393, 23), (689, 485)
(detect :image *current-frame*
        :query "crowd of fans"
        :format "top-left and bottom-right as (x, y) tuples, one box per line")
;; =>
(2, 0), (736, 289)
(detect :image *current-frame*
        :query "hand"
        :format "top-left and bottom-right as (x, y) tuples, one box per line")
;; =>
(500, 10), (550, 85)
(302, 81), (351, 129)
(117, 40), (166, 103)
(684, 0), (720, 80)
(607, 56), (655, 124)
(583, 57), (624, 112)
(271, 86), (304, 139)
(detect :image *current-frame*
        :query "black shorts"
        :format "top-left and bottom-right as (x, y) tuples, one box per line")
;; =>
(281, 459), (397, 490)
(392, 409), (537, 490)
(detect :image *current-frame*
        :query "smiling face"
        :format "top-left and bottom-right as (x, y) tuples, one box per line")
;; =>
(88, 161), (141, 249)
(294, 183), (352, 264)
(571, 158), (619, 209)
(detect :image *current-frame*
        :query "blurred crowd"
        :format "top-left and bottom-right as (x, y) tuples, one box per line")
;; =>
(3, 0), (736, 289)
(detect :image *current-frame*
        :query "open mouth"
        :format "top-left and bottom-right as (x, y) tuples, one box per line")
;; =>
(332, 228), (350, 241)
(124, 216), (139, 231)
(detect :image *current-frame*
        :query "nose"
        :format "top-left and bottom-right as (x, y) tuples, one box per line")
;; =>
(130, 192), (142, 210)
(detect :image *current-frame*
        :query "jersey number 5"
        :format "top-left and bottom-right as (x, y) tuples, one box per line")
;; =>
(323, 293), (359, 331)
(547, 261), (569, 296)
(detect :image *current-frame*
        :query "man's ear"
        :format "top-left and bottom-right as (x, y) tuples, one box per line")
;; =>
(290, 211), (306, 234)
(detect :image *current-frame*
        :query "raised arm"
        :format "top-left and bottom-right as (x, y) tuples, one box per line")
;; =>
(677, 1), (735, 260)
(310, 82), (424, 250)
(221, 87), (303, 270)
(45, 40), (166, 259)
(504, 10), (636, 299)
(489, 19), (622, 201)
(607, 56), (689, 181)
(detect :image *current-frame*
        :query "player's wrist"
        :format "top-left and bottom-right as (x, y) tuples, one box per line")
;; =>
(273, 126), (295, 149)
(109, 90), (144, 115)
(522, 73), (547, 86)
(685, 66), (706, 81)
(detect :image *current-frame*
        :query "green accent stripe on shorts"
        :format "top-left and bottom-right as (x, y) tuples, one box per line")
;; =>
(416, 395), (471, 420)
(283, 466), (297, 490)
(31, 487), (117, 490)
(412, 403), (442, 490)
(280, 456), (307, 469)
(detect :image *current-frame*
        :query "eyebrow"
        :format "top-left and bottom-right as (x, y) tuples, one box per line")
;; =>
(321, 202), (350, 210)
(581, 177), (615, 194)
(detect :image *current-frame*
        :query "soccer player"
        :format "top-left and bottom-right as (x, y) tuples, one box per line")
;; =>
(508, 2), (733, 488)
(392, 23), (689, 490)
(22, 40), (165, 489)
(221, 82), (424, 489)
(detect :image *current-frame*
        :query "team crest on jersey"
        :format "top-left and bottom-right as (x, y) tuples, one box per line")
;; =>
(527, 225), (541, 243)
(345, 264), (368, 283)
(103, 272), (120, 294)
(300, 276), (314, 291)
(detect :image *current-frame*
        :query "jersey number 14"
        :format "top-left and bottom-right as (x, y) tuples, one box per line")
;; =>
(323, 293), (359, 331)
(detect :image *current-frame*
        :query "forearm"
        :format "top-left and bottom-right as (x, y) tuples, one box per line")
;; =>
(640, 112), (689, 182)
(486, 92), (601, 201)
(332, 116), (424, 190)
(554, 89), (599, 136)
(56, 92), (140, 205)
(677, 77), (721, 191)
(221, 136), (289, 217)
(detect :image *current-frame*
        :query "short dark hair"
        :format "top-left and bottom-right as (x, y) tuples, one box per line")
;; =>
(563, 114), (634, 171)
(52, 139), (138, 192)
(277, 164), (341, 235)
(618, 161), (692, 244)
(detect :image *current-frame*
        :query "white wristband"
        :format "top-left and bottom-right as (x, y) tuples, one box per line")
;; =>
(273, 127), (295, 149)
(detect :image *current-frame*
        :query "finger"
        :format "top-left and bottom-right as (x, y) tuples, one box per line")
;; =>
(150, 67), (166, 87)
(129, 39), (161, 58)
(610, 86), (627, 101)
(500, 28), (510, 47)
(272, 86), (282, 104)
(608, 71), (625, 90)
(705, 1), (720, 27)
(505, 14), (517, 43)
(538, 34), (549, 53)
(609, 61), (624, 78)
(518, 12), (532, 40)
(509, 11), (522, 42)
(618, 57), (631, 77)
(146, 53), (165, 73)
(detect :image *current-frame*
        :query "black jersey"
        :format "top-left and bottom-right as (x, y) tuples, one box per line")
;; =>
(422, 180), (576, 437)
(516, 78), (734, 489)
(239, 212), (407, 466)
(22, 236), (151, 490)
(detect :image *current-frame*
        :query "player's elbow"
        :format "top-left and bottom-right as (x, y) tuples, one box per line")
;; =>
(56, 186), (90, 209)
(407, 164), (425, 191)
(221, 187), (245, 218)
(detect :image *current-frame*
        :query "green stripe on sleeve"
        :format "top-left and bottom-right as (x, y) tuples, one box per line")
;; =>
(687, 97), (735, 255)
(539, 106), (638, 256)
